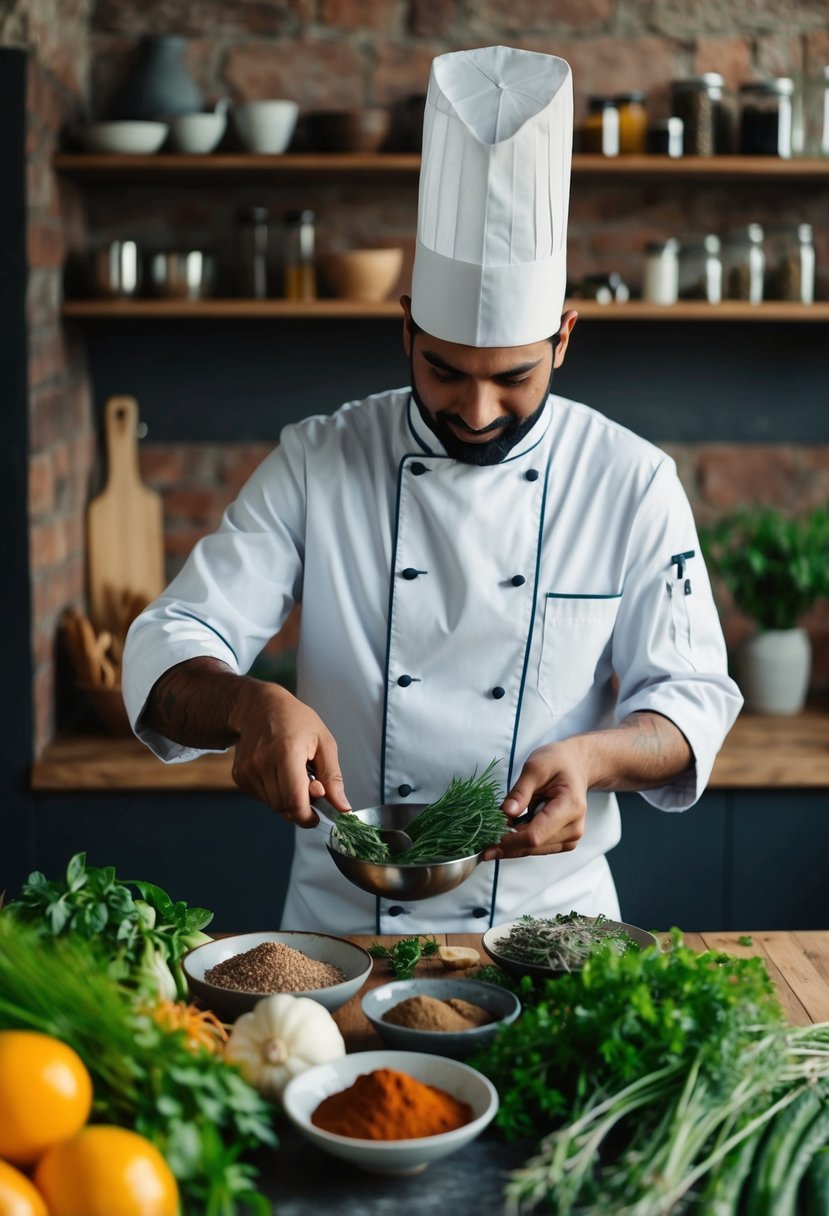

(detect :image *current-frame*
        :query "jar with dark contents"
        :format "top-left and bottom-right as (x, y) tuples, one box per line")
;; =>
(678, 235), (723, 303)
(647, 117), (684, 157)
(738, 79), (794, 157)
(766, 224), (815, 303)
(721, 223), (766, 303)
(615, 92), (648, 154)
(671, 74), (732, 155)
(581, 97), (620, 156)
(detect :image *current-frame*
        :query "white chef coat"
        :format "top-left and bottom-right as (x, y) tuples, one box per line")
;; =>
(123, 390), (742, 934)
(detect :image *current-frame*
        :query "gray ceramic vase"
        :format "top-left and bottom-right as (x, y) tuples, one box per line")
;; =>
(111, 35), (204, 121)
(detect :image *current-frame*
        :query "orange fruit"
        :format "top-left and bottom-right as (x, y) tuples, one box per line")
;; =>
(0, 1159), (49, 1216)
(34, 1125), (179, 1216)
(0, 1030), (93, 1166)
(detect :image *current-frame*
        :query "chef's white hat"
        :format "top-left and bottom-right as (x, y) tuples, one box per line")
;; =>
(411, 45), (573, 348)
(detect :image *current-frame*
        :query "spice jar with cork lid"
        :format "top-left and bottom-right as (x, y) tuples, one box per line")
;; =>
(670, 73), (732, 155)
(615, 92), (648, 154)
(581, 97), (620, 156)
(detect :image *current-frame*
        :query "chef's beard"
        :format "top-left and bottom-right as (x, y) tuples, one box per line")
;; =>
(409, 355), (553, 467)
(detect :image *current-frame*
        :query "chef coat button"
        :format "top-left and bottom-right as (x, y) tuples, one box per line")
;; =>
(472, 907), (488, 918)
(510, 574), (526, 587)
(410, 461), (428, 475)
(525, 469), (539, 482)
(397, 674), (413, 687)
(401, 568), (419, 580)
(387, 905), (405, 917)
(491, 686), (506, 699)
(398, 783), (414, 797)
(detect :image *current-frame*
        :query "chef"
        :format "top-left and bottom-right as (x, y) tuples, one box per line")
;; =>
(123, 45), (742, 935)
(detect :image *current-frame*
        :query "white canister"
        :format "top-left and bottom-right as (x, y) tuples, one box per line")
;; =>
(642, 239), (679, 305)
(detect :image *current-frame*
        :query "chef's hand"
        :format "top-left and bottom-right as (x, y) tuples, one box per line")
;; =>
(229, 679), (351, 827)
(480, 740), (587, 861)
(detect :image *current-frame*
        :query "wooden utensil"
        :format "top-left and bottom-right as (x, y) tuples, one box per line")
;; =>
(86, 396), (164, 634)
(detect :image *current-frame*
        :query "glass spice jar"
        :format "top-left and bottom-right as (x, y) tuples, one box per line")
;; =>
(671, 73), (732, 155)
(766, 224), (815, 303)
(738, 79), (794, 157)
(615, 91), (648, 154)
(581, 97), (620, 156)
(282, 209), (317, 301)
(721, 223), (766, 303)
(678, 234), (723, 303)
(642, 238), (679, 304)
(236, 206), (270, 299)
(647, 117), (684, 157)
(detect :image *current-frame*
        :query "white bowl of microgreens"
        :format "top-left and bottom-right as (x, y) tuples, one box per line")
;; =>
(325, 762), (509, 901)
(482, 913), (659, 980)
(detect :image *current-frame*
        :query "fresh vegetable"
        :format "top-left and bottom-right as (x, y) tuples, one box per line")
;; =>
(149, 1001), (228, 1056)
(5, 853), (213, 1001)
(368, 936), (439, 980)
(333, 761), (508, 865)
(0, 917), (275, 1215)
(0, 1030), (93, 1166)
(491, 911), (639, 972)
(438, 945), (481, 970)
(471, 930), (829, 1212)
(0, 1158), (49, 1216)
(225, 993), (346, 1101)
(34, 1125), (179, 1216)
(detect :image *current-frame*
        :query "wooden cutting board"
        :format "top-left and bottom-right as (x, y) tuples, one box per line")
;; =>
(87, 395), (165, 634)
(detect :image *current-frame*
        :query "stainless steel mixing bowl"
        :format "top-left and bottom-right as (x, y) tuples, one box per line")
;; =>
(325, 803), (485, 901)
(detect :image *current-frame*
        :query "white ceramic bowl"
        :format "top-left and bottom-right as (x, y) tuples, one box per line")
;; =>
(232, 100), (299, 154)
(362, 977), (521, 1058)
(79, 121), (169, 154)
(281, 1049), (499, 1175)
(183, 930), (372, 1021)
(168, 112), (227, 154)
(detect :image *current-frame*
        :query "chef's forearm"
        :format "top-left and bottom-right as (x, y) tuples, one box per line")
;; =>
(142, 656), (270, 750)
(573, 711), (694, 792)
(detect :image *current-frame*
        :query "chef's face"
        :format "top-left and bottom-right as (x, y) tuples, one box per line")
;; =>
(401, 297), (577, 465)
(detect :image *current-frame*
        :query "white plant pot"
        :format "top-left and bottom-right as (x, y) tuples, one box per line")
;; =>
(735, 627), (812, 715)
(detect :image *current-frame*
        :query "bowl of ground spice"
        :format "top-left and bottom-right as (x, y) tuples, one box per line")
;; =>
(182, 930), (372, 1021)
(281, 1049), (498, 1175)
(361, 977), (521, 1058)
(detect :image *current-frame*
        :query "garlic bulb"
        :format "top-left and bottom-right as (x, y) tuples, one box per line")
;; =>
(224, 993), (345, 1101)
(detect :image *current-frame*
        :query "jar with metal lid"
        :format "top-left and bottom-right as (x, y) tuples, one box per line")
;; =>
(678, 234), (723, 303)
(647, 117), (684, 157)
(671, 73), (732, 155)
(721, 223), (766, 303)
(766, 224), (815, 303)
(738, 79), (794, 157)
(282, 209), (317, 301)
(615, 91), (647, 154)
(642, 238), (679, 304)
(236, 206), (270, 299)
(581, 97), (620, 156)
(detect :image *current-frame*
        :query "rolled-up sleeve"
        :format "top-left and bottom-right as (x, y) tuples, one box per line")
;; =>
(122, 428), (308, 762)
(612, 457), (743, 810)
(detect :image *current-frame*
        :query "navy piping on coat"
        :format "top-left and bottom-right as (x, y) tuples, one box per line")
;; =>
(376, 433), (553, 931)
(176, 610), (239, 664)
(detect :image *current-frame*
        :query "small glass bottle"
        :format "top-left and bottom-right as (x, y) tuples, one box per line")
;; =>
(283, 209), (317, 301)
(236, 206), (270, 299)
(766, 224), (815, 303)
(671, 73), (731, 155)
(581, 97), (620, 156)
(642, 238), (679, 304)
(647, 117), (684, 157)
(678, 235), (723, 303)
(615, 91), (648, 154)
(721, 223), (766, 303)
(738, 79), (794, 157)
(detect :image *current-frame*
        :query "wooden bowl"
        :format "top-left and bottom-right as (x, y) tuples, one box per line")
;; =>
(320, 247), (404, 303)
(307, 108), (391, 153)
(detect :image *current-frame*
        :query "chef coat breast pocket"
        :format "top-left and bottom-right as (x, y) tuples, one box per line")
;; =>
(537, 594), (621, 717)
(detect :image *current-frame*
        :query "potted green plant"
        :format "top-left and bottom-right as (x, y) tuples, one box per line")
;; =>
(699, 505), (829, 714)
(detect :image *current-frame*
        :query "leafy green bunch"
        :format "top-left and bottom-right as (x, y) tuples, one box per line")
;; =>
(0, 917), (276, 1215)
(5, 852), (213, 1001)
(367, 936), (439, 980)
(699, 505), (829, 631)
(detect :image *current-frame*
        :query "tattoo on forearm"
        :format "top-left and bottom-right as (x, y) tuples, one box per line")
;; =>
(621, 713), (664, 756)
(145, 661), (239, 749)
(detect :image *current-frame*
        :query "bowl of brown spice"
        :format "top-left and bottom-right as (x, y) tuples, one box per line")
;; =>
(282, 1049), (499, 1175)
(361, 977), (521, 1059)
(182, 930), (372, 1022)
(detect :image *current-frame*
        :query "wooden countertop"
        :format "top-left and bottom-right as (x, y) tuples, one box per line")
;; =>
(30, 705), (829, 790)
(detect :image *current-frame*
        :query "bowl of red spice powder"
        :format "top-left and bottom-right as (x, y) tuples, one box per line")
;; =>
(281, 1049), (498, 1175)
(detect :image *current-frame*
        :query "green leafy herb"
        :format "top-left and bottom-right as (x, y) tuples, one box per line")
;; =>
(395, 760), (507, 863)
(368, 935), (439, 980)
(331, 814), (391, 863)
(0, 916), (275, 1215)
(6, 852), (213, 1001)
(739, 934), (755, 947)
(492, 911), (639, 972)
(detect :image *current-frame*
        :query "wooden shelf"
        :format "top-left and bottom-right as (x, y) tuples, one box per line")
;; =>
(61, 298), (829, 322)
(30, 705), (829, 791)
(54, 151), (829, 183)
